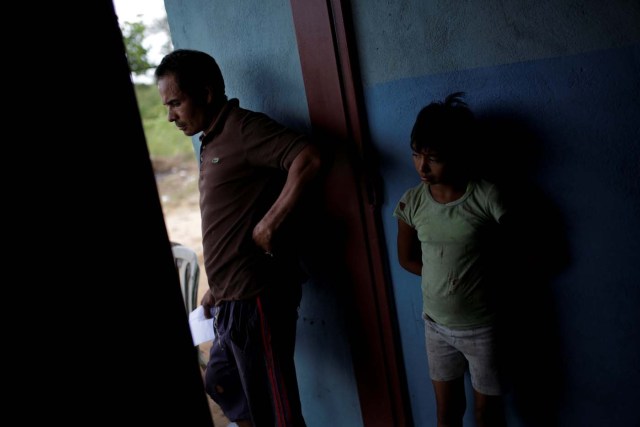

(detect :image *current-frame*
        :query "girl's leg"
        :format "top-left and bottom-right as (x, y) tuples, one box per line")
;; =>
(473, 390), (506, 427)
(432, 377), (466, 427)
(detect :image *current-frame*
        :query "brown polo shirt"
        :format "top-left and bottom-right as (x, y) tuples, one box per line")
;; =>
(198, 99), (308, 303)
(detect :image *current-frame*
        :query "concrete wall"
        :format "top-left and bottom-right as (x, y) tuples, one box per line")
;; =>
(165, 0), (309, 131)
(350, 0), (640, 425)
(164, 0), (640, 425)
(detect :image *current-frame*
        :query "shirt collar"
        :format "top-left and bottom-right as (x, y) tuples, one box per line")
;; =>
(200, 98), (240, 145)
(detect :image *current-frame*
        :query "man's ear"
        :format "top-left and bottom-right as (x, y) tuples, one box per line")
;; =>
(205, 86), (214, 105)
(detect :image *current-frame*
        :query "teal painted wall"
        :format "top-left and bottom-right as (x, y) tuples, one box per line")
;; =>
(352, 0), (640, 86)
(164, 0), (310, 129)
(350, 1), (640, 426)
(163, 0), (640, 425)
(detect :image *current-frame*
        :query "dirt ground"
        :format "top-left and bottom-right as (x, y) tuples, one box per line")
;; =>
(154, 156), (232, 427)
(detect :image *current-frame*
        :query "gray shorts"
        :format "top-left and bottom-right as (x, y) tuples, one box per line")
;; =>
(424, 314), (504, 396)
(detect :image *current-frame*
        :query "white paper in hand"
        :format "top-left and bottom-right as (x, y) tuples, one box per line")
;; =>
(189, 305), (216, 346)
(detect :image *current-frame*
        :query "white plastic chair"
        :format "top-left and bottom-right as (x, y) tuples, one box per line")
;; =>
(171, 243), (207, 368)
(171, 242), (207, 368)
(171, 243), (200, 314)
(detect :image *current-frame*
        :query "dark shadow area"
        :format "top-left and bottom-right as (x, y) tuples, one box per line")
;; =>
(51, 2), (216, 425)
(291, 133), (368, 338)
(288, 130), (413, 426)
(477, 113), (571, 427)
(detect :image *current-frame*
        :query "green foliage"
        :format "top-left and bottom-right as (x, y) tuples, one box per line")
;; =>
(121, 20), (154, 76)
(134, 84), (195, 159)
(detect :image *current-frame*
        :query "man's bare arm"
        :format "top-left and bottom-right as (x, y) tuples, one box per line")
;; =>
(252, 144), (322, 253)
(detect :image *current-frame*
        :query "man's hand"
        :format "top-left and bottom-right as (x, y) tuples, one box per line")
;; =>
(252, 220), (275, 254)
(201, 288), (215, 319)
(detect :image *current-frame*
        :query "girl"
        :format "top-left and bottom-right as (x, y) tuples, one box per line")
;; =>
(394, 92), (507, 427)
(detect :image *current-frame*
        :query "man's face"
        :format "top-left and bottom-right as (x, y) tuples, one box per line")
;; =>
(157, 73), (208, 136)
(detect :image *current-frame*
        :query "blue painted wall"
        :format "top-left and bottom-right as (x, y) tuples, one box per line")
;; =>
(351, 0), (640, 426)
(163, 0), (640, 425)
(163, 1), (363, 425)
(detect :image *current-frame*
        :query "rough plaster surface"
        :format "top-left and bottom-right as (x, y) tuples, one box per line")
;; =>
(351, 0), (640, 86)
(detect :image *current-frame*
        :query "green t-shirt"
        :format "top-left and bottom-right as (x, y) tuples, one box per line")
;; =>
(393, 180), (506, 329)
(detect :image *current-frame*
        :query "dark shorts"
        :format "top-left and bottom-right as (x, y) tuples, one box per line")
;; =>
(204, 283), (305, 426)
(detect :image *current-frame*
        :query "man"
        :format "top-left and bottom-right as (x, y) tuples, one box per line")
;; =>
(155, 49), (321, 427)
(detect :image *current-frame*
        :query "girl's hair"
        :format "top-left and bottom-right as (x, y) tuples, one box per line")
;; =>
(410, 92), (475, 162)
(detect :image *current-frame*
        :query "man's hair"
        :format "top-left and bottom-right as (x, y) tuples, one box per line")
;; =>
(410, 92), (475, 161)
(155, 49), (227, 106)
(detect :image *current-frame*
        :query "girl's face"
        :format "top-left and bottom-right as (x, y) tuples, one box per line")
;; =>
(412, 148), (448, 185)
